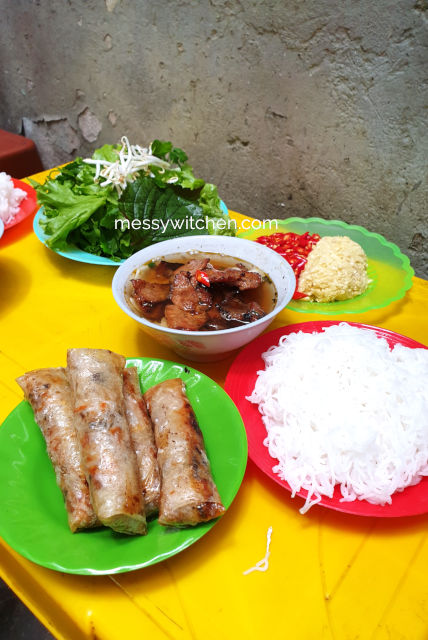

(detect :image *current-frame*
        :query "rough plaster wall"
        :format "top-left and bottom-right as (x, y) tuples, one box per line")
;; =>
(0, 0), (427, 276)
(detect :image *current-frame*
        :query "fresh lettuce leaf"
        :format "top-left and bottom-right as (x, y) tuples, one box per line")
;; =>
(174, 166), (205, 190)
(68, 202), (128, 260)
(92, 144), (120, 162)
(41, 191), (108, 249)
(199, 183), (235, 235)
(199, 183), (223, 217)
(33, 157), (116, 250)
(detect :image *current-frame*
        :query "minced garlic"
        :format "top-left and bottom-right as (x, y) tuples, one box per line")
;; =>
(298, 236), (369, 302)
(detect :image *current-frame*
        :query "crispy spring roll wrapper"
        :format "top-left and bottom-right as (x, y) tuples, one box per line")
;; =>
(67, 348), (146, 535)
(16, 368), (99, 533)
(144, 378), (225, 527)
(122, 367), (161, 517)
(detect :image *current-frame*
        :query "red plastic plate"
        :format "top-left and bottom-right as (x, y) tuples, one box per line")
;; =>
(4, 179), (38, 230)
(225, 321), (428, 517)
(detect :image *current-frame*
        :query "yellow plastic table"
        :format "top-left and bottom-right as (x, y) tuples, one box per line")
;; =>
(1, 170), (427, 640)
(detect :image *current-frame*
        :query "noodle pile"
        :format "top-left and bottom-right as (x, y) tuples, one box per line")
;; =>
(247, 323), (428, 513)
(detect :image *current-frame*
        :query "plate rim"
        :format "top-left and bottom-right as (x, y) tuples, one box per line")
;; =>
(225, 320), (428, 518)
(238, 217), (415, 314)
(0, 357), (248, 574)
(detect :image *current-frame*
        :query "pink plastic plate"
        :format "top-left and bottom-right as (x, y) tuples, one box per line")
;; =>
(225, 321), (428, 517)
(4, 179), (38, 230)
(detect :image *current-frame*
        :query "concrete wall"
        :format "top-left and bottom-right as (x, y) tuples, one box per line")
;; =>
(1, 0), (427, 276)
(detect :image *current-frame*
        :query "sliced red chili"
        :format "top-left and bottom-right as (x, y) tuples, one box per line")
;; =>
(256, 230), (321, 292)
(195, 270), (211, 287)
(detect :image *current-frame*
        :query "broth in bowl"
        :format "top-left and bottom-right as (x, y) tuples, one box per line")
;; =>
(125, 251), (277, 332)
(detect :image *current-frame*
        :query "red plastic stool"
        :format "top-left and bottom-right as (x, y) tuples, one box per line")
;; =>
(0, 129), (44, 179)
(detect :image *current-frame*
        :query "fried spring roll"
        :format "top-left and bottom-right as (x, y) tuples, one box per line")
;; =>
(67, 348), (146, 535)
(16, 368), (98, 533)
(144, 378), (225, 526)
(122, 367), (161, 517)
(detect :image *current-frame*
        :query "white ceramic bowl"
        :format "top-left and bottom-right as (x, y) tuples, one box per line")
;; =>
(112, 235), (296, 361)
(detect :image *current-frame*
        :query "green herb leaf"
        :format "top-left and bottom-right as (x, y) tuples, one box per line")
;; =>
(150, 140), (173, 160)
(119, 176), (205, 250)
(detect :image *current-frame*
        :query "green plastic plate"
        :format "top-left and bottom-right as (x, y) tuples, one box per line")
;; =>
(238, 217), (414, 314)
(0, 358), (247, 575)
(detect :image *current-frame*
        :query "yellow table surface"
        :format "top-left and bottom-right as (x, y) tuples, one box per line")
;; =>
(1, 170), (427, 640)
